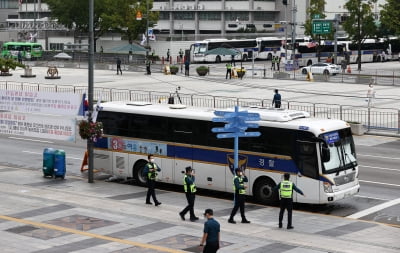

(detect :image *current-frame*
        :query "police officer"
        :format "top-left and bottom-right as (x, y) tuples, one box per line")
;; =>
(274, 173), (305, 229)
(144, 154), (161, 206)
(228, 169), (250, 224)
(272, 89), (281, 108)
(179, 166), (199, 221)
(226, 63), (232, 79)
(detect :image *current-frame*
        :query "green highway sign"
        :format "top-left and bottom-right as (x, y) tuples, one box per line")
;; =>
(312, 20), (332, 34)
(313, 14), (321, 19)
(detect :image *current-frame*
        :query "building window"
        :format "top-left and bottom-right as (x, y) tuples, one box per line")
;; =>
(225, 12), (249, 21)
(49, 43), (64, 51)
(0, 0), (18, 8)
(199, 12), (221, 21)
(254, 12), (275, 21)
(173, 12), (194, 20)
(159, 12), (170, 20)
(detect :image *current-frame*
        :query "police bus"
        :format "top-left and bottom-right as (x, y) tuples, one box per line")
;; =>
(191, 38), (257, 63)
(94, 102), (360, 204)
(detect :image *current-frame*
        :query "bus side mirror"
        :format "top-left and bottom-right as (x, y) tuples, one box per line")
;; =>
(322, 146), (330, 163)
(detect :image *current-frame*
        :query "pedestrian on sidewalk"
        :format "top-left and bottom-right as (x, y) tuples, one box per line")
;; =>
(179, 48), (184, 62)
(277, 56), (281, 71)
(226, 63), (232, 79)
(228, 169), (250, 224)
(116, 57), (122, 75)
(273, 173), (305, 229)
(272, 89), (281, 108)
(185, 60), (190, 76)
(166, 48), (170, 63)
(179, 166), (199, 222)
(231, 55), (236, 66)
(200, 209), (220, 253)
(144, 154), (162, 206)
(366, 81), (376, 107)
(146, 59), (151, 75)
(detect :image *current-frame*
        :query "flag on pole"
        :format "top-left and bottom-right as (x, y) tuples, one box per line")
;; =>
(140, 33), (146, 45)
(19, 0), (23, 5)
(148, 28), (156, 41)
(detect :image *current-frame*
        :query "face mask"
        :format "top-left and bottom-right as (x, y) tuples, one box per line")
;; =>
(150, 158), (155, 163)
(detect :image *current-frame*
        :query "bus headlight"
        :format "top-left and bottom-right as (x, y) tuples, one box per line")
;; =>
(323, 182), (333, 193)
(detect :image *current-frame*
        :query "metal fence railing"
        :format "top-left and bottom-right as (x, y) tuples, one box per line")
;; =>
(1, 81), (399, 134)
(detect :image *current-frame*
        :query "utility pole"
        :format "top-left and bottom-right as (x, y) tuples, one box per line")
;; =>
(291, 0), (297, 60)
(146, 0), (149, 59)
(333, 14), (340, 65)
(88, 0), (94, 183)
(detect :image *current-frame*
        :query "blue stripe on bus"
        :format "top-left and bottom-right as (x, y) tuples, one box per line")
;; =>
(95, 137), (332, 183)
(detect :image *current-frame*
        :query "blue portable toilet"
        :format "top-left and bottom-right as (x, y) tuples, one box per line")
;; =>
(43, 148), (55, 177)
(54, 149), (66, 179)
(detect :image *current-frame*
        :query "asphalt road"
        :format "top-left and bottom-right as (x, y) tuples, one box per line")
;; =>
(1, 133), (399, 226)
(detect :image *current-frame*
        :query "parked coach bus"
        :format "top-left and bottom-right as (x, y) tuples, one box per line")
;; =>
(94, 102), (360, 205)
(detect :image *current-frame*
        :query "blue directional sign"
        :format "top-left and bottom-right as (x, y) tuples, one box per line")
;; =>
(212, 106), (261, 170)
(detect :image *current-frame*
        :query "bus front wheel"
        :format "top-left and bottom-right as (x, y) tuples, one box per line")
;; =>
(253, 177), (278, 205)
(132, 159), (148, 187)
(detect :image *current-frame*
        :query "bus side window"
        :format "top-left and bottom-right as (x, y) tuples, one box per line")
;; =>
(295, 140), (318, 179)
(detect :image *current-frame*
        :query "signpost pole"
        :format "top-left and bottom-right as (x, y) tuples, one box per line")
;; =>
(88, 0), (94, 183)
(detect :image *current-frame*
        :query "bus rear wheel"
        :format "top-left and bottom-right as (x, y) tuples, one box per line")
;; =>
(132, 159), (148, 187)
(253, 177), (278, 205)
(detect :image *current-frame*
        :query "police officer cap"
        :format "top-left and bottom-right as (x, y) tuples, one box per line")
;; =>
(185, 166), (192, 173)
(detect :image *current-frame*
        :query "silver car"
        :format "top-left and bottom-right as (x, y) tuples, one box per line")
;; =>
(301, 63), (341, 75)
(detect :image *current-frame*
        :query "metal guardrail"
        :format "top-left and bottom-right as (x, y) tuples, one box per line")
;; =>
(1, 81), (399, 134)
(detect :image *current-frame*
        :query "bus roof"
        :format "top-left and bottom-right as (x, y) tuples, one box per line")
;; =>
(3, 42), (41, 45)
(100, 101), (349, 136)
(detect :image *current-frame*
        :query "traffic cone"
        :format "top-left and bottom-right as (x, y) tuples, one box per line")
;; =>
(347, 65), (351, 74)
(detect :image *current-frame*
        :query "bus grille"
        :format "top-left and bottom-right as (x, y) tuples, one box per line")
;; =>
(334, 172), (356, 186)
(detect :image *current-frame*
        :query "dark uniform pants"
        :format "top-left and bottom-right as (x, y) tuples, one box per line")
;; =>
(279, 197), (293, 227)
(117, 64), (122, 74)
(203, 241), (219, 253)
(181, 193), (196, 219)
(146, 179), (158, 203)
(226, 69), (231, 79)
(229, 193), (246, 220)
(274, 101), (281, 108)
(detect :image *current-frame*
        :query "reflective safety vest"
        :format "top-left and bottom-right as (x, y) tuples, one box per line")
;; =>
(233, 176), (246, 195)
(183, 175), (196, 193)
(146, 163), (158, 180)
(279, 180), (293, 198)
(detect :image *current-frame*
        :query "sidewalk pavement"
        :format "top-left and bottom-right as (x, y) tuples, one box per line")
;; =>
(0, 165), (399, 253)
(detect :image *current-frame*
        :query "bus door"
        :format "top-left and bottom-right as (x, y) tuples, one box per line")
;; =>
(170, 119), (194, 185)
(295, 140), (320, 203)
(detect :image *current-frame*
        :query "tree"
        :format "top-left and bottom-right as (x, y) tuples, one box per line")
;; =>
(343, 0), (377, 71)
(380, 0), (400, 36)
(304, 0), (328, 62)
(100, 0), (159, 46)
(43, 0), (109, 44)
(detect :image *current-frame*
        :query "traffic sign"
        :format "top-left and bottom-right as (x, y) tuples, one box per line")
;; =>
(313, 14), (321, 19)
(312, 20), (332, 34)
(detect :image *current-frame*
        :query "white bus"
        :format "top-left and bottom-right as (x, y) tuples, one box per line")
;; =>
(255, 37), (283, 60)
(286, 42), (345, 67)
(192, 38), (257, 63)
(94, 102), (360, 205)
(340, 39), (387, 63)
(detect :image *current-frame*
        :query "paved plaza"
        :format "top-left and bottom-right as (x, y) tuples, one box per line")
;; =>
(0, 165), (399, 253)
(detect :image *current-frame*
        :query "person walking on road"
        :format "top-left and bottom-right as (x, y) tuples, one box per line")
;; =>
(116, 57), (122, 75)
(226, 63), (232, 79)
(146, 59), (151, 75)
(17, 51), (23, 64)
(144, 154), (161, 206)
(273, 173), (305, 229)
(179, 166), (199, 222)
(200, 209), (220, 253)
(228, 169), (250, 224)
(272, 89), (281, 108)
(179, 48), (184, 62)
(166, 48), (170, 62)
(366, 82), (376, 107)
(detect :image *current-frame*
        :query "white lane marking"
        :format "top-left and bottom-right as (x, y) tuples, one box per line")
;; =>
(22, 151), (82, 160)
(360, 165), (400, 172)
(347, 197), (400, 219)
(355, 195), (390, 201)
(359, 180), (400, 188)
(9, 136), (54, 144)
(358, 154), (400, 160)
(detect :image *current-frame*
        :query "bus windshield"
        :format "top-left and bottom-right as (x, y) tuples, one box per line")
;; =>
(194, 43), (207, 54)
(320, 128), (357, 174)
